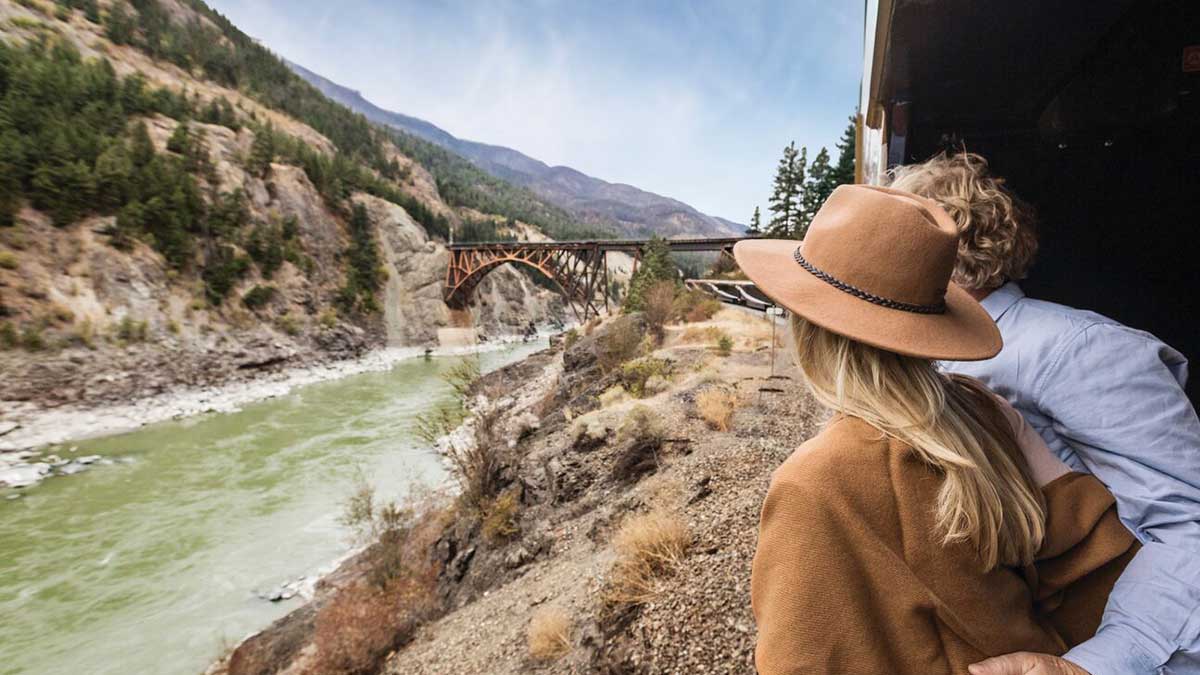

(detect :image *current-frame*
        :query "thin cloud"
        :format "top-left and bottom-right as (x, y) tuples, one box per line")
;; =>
(207, 0), (861, 222)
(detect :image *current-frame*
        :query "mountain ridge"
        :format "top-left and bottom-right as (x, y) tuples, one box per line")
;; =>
(287, 60), (744, 239)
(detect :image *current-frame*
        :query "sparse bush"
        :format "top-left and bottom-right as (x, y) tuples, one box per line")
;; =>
(21, 325), (46, 350)
(697, 388), (739, 432)
(598, 385), (629, 408)
(563, 327), (579, 349)
(70, 319), (96, 348)
(166, 319), (180, 334)
(619, 357), (672, 398)
(606, 510), (691, 605)
(443, 357), (480, 401)
(318, 307), (338, 329)
(276, 313), (301, 336)
(443, 408), (507, 511)
(0, 251), (17, 270)
(0, 322), (18, 349)
(597, 318), (643, 373)
(527, 607), (572, 661)
(481, 489), (521, 543)
(49, 303), (74, 324)
(674, 289), (721, 323)
(716, 333), (733, 356)
(116, 315), (148, 343)
(241, 284), (276, 310)
(612, 405), (666, 484)
(642, 281), (677, 340)
(414, 402), (464, 447)
(310, 576), (435, 675)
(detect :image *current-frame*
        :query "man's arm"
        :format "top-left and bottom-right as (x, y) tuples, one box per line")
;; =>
(1037, 323), (1200, 675)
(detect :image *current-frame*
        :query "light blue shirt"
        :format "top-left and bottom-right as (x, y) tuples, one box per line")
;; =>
(943, 282), (1200, 675)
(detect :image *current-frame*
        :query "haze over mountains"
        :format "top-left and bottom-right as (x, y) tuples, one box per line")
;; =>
(288, 61), (744, 239)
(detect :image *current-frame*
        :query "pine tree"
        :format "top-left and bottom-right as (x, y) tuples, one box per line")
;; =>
(828, 117), (856, 188)
(130, 121), (155, 168)
(799, 147), (832, 238)
(105, 2), (135, 45)
(767, 142), (806, 238)
(0, 133), (23, 227)
(247, 124), (276, 177)
(166, 121), (191, 155)
(623, 236), (679, 312)
(746, 206), (762, 236)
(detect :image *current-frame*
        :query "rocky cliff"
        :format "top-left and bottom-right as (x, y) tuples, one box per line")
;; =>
(0, 0), (567, 424)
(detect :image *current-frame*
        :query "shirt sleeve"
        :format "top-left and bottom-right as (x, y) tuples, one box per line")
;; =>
(1035, 323), (1200, 674)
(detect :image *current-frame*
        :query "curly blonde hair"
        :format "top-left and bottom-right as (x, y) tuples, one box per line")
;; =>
(888, 153), (1037, 291)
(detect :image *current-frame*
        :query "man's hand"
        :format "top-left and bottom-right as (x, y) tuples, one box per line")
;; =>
(969, 652), (1092, 675)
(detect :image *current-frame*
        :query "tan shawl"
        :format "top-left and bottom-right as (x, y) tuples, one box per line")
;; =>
(751, 417), (1137, 675)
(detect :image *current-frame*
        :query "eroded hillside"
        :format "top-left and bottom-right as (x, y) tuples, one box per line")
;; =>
(0, 0), (569, 419)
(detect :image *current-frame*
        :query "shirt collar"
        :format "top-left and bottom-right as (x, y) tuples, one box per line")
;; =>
(980, 281), (1025, 321)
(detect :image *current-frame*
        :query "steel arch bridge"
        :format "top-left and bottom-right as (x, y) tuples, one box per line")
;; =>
(444, 238), (746, 321)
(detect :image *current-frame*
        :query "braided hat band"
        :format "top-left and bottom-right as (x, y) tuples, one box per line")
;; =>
(792, 246), (947, 315)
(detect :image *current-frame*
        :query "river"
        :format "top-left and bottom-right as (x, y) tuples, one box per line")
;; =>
(0, 340), (547, 675)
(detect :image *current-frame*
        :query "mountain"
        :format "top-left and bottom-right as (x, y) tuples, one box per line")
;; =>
(288, 61), (744, 239)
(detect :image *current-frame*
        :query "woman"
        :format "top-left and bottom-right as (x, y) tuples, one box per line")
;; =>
(734, 185), (1137, 675)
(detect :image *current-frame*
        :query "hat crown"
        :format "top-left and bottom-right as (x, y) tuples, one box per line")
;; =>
(801, 185), (958, 308)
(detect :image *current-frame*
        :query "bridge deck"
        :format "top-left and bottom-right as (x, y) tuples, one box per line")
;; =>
(447, 237), (747, 253)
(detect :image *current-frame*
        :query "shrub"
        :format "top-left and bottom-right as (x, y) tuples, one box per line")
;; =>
(276, 313), (301, 336)
(318, 307), (338, 329)
(563, 327), (579, 349)
(241, 284), (276, 310)
(414, 402), (464, 447)
(116, 315), (148, 343)
(619, 357), (672, 398)
(612, 405), (666, 484)
(597, 318), (643, 373)
(49, 303), (74, 324)
(673, 288), (721, 323)
(642, 280), (677, 340)
(21, 325), (46, 350)
(70, 319), (96, 349)
(0, 322), (18, 349)
(0, 251), (17, 270)
(598, 385), (629, 408)
(443, 357), (480, 401)
(606, 510), (691, 605)
(310, 578), (432, 675)
(527, 607), (572, 661)
(481, 489), (521, 543)
(697, 388), (738, 432)
(716, 333), (733, 356)
(442, 408), (508, 511)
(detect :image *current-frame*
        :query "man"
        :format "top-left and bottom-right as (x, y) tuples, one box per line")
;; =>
(890, 153), (1200, 675)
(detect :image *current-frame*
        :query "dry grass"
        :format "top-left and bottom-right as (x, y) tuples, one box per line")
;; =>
(605, 510), (691, 605)
(696, 388), (739, 431)
(527, 606), (573, 661)
(481, 489), (521, 543)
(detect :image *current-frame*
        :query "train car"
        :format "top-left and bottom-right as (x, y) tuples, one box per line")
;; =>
(859, 0), (1200, 402)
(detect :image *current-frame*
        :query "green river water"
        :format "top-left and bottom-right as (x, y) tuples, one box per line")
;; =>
(0, 341), (547, 675)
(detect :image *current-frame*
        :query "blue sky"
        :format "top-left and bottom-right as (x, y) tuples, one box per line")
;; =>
(207, 0), (864, 224)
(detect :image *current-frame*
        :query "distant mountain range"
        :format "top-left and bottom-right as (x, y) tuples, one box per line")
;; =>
(287, 61), (744, 239)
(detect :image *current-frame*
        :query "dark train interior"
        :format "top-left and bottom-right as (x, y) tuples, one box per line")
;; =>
(878, 0), (1200, 402)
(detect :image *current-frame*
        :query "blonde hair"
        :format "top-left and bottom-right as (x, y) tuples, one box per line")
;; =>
(791, 315), (1045, 569)
(888, 152), (1038, 291)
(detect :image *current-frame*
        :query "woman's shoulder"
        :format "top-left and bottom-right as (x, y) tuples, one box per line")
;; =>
(771, 416), (902, 495)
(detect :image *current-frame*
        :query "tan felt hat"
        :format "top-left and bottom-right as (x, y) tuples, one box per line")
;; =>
(733, 184), (1001, 361)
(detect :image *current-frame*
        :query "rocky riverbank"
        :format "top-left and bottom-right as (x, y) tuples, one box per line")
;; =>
(0, 327), (563, 489)
(211, 307), (826, 675)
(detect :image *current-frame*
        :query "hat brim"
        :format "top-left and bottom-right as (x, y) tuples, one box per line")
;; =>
(733, 239), (1001, 361)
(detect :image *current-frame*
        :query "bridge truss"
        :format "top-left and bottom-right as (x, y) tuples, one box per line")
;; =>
(444, 238), (744, 321)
